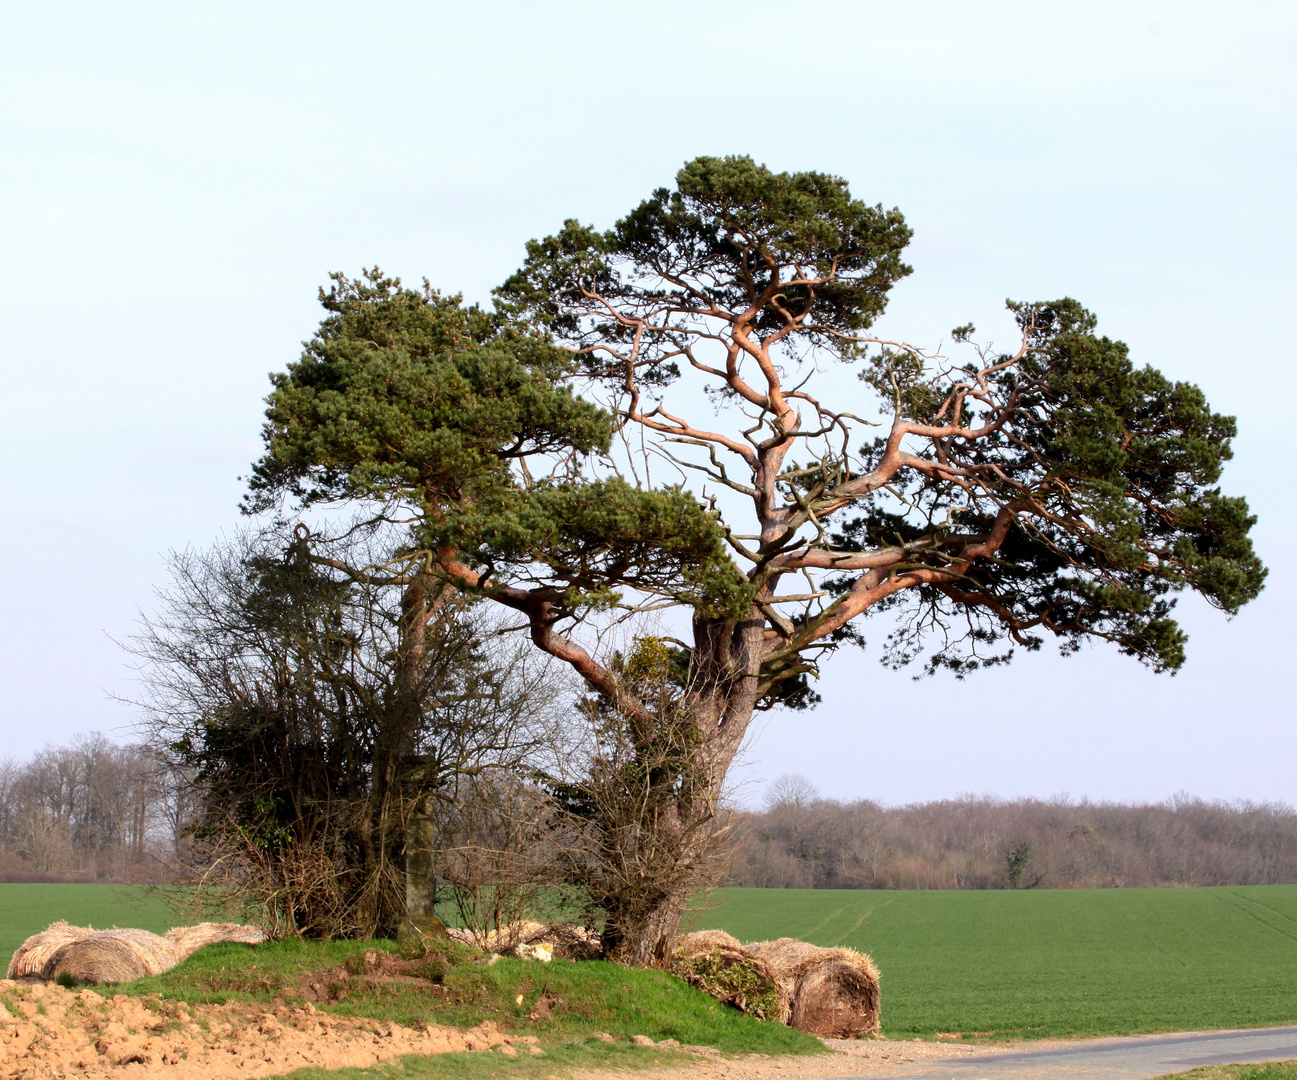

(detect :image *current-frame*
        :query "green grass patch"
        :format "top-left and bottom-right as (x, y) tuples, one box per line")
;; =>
(0, 883), (178, 961)
(1153, 1065), (1297, 1080)
(264, 1039), (700, 1080)
(124, 936), (822, 1056)
(693, 885), (1297, 1040)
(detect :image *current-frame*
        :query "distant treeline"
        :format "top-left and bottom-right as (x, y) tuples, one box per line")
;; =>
(728, 776), (1297, 889)
(0, 734), (193, 883)
(6, 733), (1295, 892)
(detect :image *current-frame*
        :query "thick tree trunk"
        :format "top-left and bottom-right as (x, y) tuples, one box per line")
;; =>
(607, 882), (697, 967)
(402, 796), (440, 938)
(359, 574), (435, 939)
(593, 612), (766, 966)
(363, 756), (407, 938)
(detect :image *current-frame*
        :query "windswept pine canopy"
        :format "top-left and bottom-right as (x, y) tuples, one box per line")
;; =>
(246, 156), (1265, 961)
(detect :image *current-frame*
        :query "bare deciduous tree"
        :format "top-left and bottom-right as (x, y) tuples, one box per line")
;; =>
(130, 524), (561, 938)
(0, 735), (171, 882)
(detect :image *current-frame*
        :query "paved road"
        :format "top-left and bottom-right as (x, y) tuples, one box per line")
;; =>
(856, 1027), (1297, 1080)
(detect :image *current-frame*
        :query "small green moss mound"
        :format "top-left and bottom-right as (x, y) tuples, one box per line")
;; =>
(415, 958), (448, 984)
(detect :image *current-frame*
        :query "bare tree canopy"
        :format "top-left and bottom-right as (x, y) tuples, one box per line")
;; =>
(0, 734), (183, 882)
(242, 155), (1265, 960)
(129, 525), (560, 938)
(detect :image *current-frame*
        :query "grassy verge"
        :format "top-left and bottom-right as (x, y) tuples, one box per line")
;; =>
(268, 1040), (702, 1080)
(1153, 1065), (1297, 1080)
(123, 936), (824, 1057)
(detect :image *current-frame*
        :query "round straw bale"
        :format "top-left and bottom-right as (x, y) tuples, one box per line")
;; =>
(48, 928), (181, 985)
(748, 938), (880, 1038)
(675, 929), (743, 956)
(672, 933), (789, 1024)
(7, 921), (94, 979)
(164, 922), (266, 961)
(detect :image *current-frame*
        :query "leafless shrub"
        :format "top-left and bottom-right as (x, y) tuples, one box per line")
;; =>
(125, 523), (564, 938)
(432, 773), (557, 948)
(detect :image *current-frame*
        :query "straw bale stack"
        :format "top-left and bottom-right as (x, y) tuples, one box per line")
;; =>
(6, 921), (92, 979)
(165, 921), (266, 960)
(748, 937), (880, 1038)
(540, 923), (602, 960)
(675, 929), (743, 955)
(672, 931), (790, 1024)
(445, 920), (547, 952)
(445, 921), (602, 959)
(8, 921), (266, 985)
(444, 926), (473, 946)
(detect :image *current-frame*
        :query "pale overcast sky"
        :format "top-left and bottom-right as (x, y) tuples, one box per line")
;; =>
(2, 1), (1293, 806)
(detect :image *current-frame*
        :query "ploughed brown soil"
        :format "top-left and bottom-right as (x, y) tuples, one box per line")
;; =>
(0, 976), (533, 1080)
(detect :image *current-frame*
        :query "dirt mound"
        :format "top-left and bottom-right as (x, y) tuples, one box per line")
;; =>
(0, 977), (523, 1079)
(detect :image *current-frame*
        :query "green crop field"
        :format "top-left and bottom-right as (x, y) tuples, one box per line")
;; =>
(5, 884), (1297, 1044)
(0, 884), (178, 965)
(690, 886), (1297, 1040)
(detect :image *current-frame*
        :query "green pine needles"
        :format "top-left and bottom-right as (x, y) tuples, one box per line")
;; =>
(241, 155), (1266, 958)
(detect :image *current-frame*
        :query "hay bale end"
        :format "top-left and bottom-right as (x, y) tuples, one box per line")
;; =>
(748, 937), (881, 1038)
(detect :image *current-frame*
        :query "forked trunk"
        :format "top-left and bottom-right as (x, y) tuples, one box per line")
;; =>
(540, 612), (765, 966)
